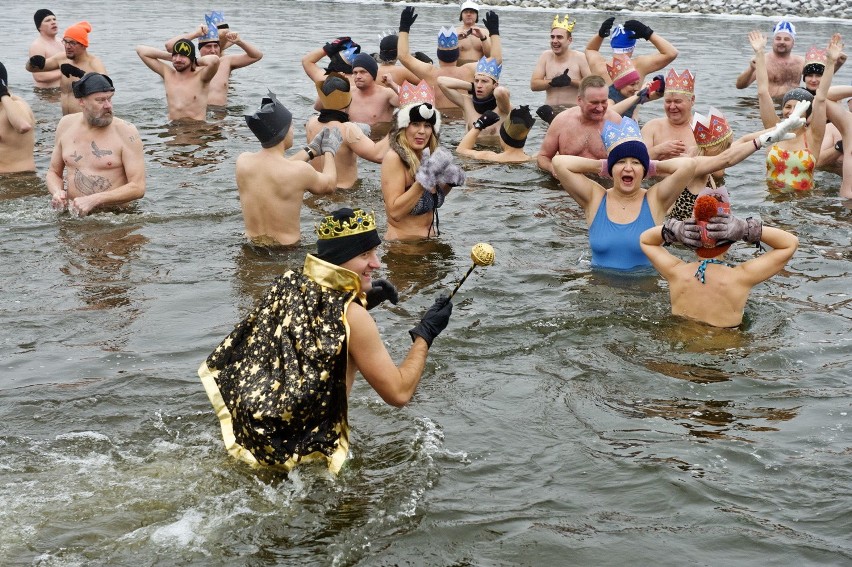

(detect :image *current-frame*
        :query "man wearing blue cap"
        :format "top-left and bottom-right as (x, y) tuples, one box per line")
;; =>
(736, 20), (807, 98)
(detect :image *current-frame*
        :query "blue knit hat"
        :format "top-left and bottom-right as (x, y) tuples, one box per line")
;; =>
(610, 25), (636, 54)
(602, 117), (649, 176)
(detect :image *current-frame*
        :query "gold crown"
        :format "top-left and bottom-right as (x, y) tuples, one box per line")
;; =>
(551, 15), (576, 33)
(315, 209), (376, 240)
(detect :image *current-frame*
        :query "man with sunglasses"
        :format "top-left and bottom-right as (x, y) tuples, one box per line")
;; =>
(25, 21), (107, 115)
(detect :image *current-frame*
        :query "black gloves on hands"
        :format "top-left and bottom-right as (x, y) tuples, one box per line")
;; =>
(624, 19), (653, 40)
(29, 55), (46, 70)
(409, 295), (453, 348)
(365, 279), (399, 310)
(705, 214), (763, 245)
(473, 110), (500, 130)
(323, 36), (352, 56)
(598, 17), (615, 38)
(399, 6), (418, 33)
(536, 104), (556, 124)
(61, 63), (85, 78)
(662, 218), (702, 249)
(549, 69), (572, 88)
(483, 11), (499, 36)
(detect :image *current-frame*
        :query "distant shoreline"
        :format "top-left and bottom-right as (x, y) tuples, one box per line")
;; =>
(397, 0), (851, 21)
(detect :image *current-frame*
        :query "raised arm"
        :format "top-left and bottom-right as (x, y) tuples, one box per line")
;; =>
(165, 25), (205, 52)
(301, 46), (327, 83)
(436, 76), (471, 108)
(397, 8), (436, 81)
(634, 28), (678, 77)
(584, 34), (609, 80)
(135, 45), (170, 77)
(808, 33), (843, 163)
(197, 54), (221, 82)
(220, 32), (263, 69)
(737, 225), (798, 286)
(749, 31), (779, 128)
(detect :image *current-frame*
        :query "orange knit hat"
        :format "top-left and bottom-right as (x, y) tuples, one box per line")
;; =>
(64, 21), (92, 47)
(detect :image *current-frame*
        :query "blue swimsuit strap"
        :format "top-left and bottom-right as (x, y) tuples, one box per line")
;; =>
(694, 258), (733, 284)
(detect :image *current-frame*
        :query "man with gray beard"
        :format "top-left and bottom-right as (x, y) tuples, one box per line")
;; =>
(46, 73), (145, 216)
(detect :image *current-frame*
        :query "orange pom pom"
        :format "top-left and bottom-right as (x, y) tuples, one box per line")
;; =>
(693, 195), (720, 222)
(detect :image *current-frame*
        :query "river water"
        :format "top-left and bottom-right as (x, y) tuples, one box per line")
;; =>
(1, 1), (850, 565)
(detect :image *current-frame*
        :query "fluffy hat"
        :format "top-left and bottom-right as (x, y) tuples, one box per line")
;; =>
(34, 9), (54, 30)
(245, 91), (293, 149)
(396, 80), (441, 133)
(72, 72), (114, 99)
(64, 21), (92, 47)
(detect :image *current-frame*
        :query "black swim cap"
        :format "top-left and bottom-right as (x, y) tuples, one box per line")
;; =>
(379, 34), (398, 61)
(352, 53), (378, 79)
(34, 9), (54, 30)
(245, 90), (293, 149)
(72, 72), (114, 98)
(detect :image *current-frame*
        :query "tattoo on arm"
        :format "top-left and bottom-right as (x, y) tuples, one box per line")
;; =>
(91, 142), (113, 158)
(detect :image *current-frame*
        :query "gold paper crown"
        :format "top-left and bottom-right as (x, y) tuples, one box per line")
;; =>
(551, 15), (576, 33)
(805, 46), (827, 66)
(315, 209), (377, 240)
(606, 55), (640, 88)
(692, 107), (732, 148)
(665, 68), (695, 96)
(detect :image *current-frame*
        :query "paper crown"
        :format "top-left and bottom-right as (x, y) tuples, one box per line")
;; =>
(316, 209), (377, 240)
(438, 26), (459, 49)
(199, 13), (220, 44)
(602, 116), (643, 153)
(607, 55), (640, 90)
(691, 107), (732, 148)
(244, 91), (292, 149)
(773, 19), (796, 38)
(665, 68), (695, 96)
(340, 42), (360, 65)
(803, 45), (827, 75)
(315, 74), (352, 111)
(206, 11), (227, 28)
(610, 25), (636, 53)
(552, 15), (576, 33)
(475, 57), (502, 81)
(500, 105), (536, 148)
(397, 80), (441, 132)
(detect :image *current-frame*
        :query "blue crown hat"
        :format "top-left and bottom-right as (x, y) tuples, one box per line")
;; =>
(438, 26), (459, 49)
(475, 57), (502, 81)
(199, 13), (220, 45)
(610, 25), (636, 54)
(773, 19), (796, 38)
(602, 117), (650, 176)
(206, 11), (227, 29)
(341, 41), (360, 65)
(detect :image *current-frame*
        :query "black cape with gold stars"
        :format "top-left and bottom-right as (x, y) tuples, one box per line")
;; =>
(199, 254), (364, 473)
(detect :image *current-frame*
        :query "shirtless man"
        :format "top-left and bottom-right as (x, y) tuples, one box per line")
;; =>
(25, 21), (107, 115)
(135, 39), (220, 121)
(305, 75), (389, 190)
(28, 9), (63, 88)
(585, 17), (678, 98)
(303, 45), (397, 126)
(641, 69), (697, 160)
(537, 75), (621, 174)
(164, 15), (263, 108)
(376, 34), (420, 87)
(236, 92), (339, 246)
(455, 0), (491, 65)
(530, 15), (591, 108)
(46, 73), (145, 216)
(396, 6), (477, 110)
(641, 212), (798, 328)
(736, 20), (810, 99)
(0, 62), (36, 174)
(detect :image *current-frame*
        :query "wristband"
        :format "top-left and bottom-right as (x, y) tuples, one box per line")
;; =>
(598, 159), (611, 178)
(304, 146), (316, 160)
(647, 160), (657, 177)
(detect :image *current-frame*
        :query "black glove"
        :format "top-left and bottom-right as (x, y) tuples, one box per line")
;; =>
(60, 63), (85, 78)
(706, 214), (763, 245)
(536, 104), (556, 124)
(598, 16), (616, 38)
(650, 74), (665, 95)
(323, 36), (352, 56)
(662, 218), (702, 249)
(399, 6), (417, 33)
(624, 19), (653, 40)
(836, 140), (844, 154)
(483, 11), (499, 36)
(409, 296), (452, 348)
(29, 55), (46, 70)
(549, 69), (572, 88)
(413, 51), (433, 64)
(472, 110), (500, 130)
(365, 279), (399, 310)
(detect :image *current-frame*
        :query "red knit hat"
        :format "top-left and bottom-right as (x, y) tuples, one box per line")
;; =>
(64, 21), (92, 47)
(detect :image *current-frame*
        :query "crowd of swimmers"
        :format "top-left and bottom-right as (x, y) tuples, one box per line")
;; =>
(0, 4), (849, 474)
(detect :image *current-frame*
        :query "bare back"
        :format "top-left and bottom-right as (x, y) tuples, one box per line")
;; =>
(667, 262), (751, 327)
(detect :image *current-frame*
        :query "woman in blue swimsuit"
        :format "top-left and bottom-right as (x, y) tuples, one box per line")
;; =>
(552, 117), (696, 270)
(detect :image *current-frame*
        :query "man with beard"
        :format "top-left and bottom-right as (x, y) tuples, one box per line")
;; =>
(46, 73), (145, 216)
(28, 9), (64, 88)
(135, 38), (220, 121)
(0, 61), (36, 174)
(25, 21), (108, 115)
(537, 75), (621, 175)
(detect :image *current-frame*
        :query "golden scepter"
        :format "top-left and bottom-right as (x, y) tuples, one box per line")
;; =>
(448, 243), (495, 299)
